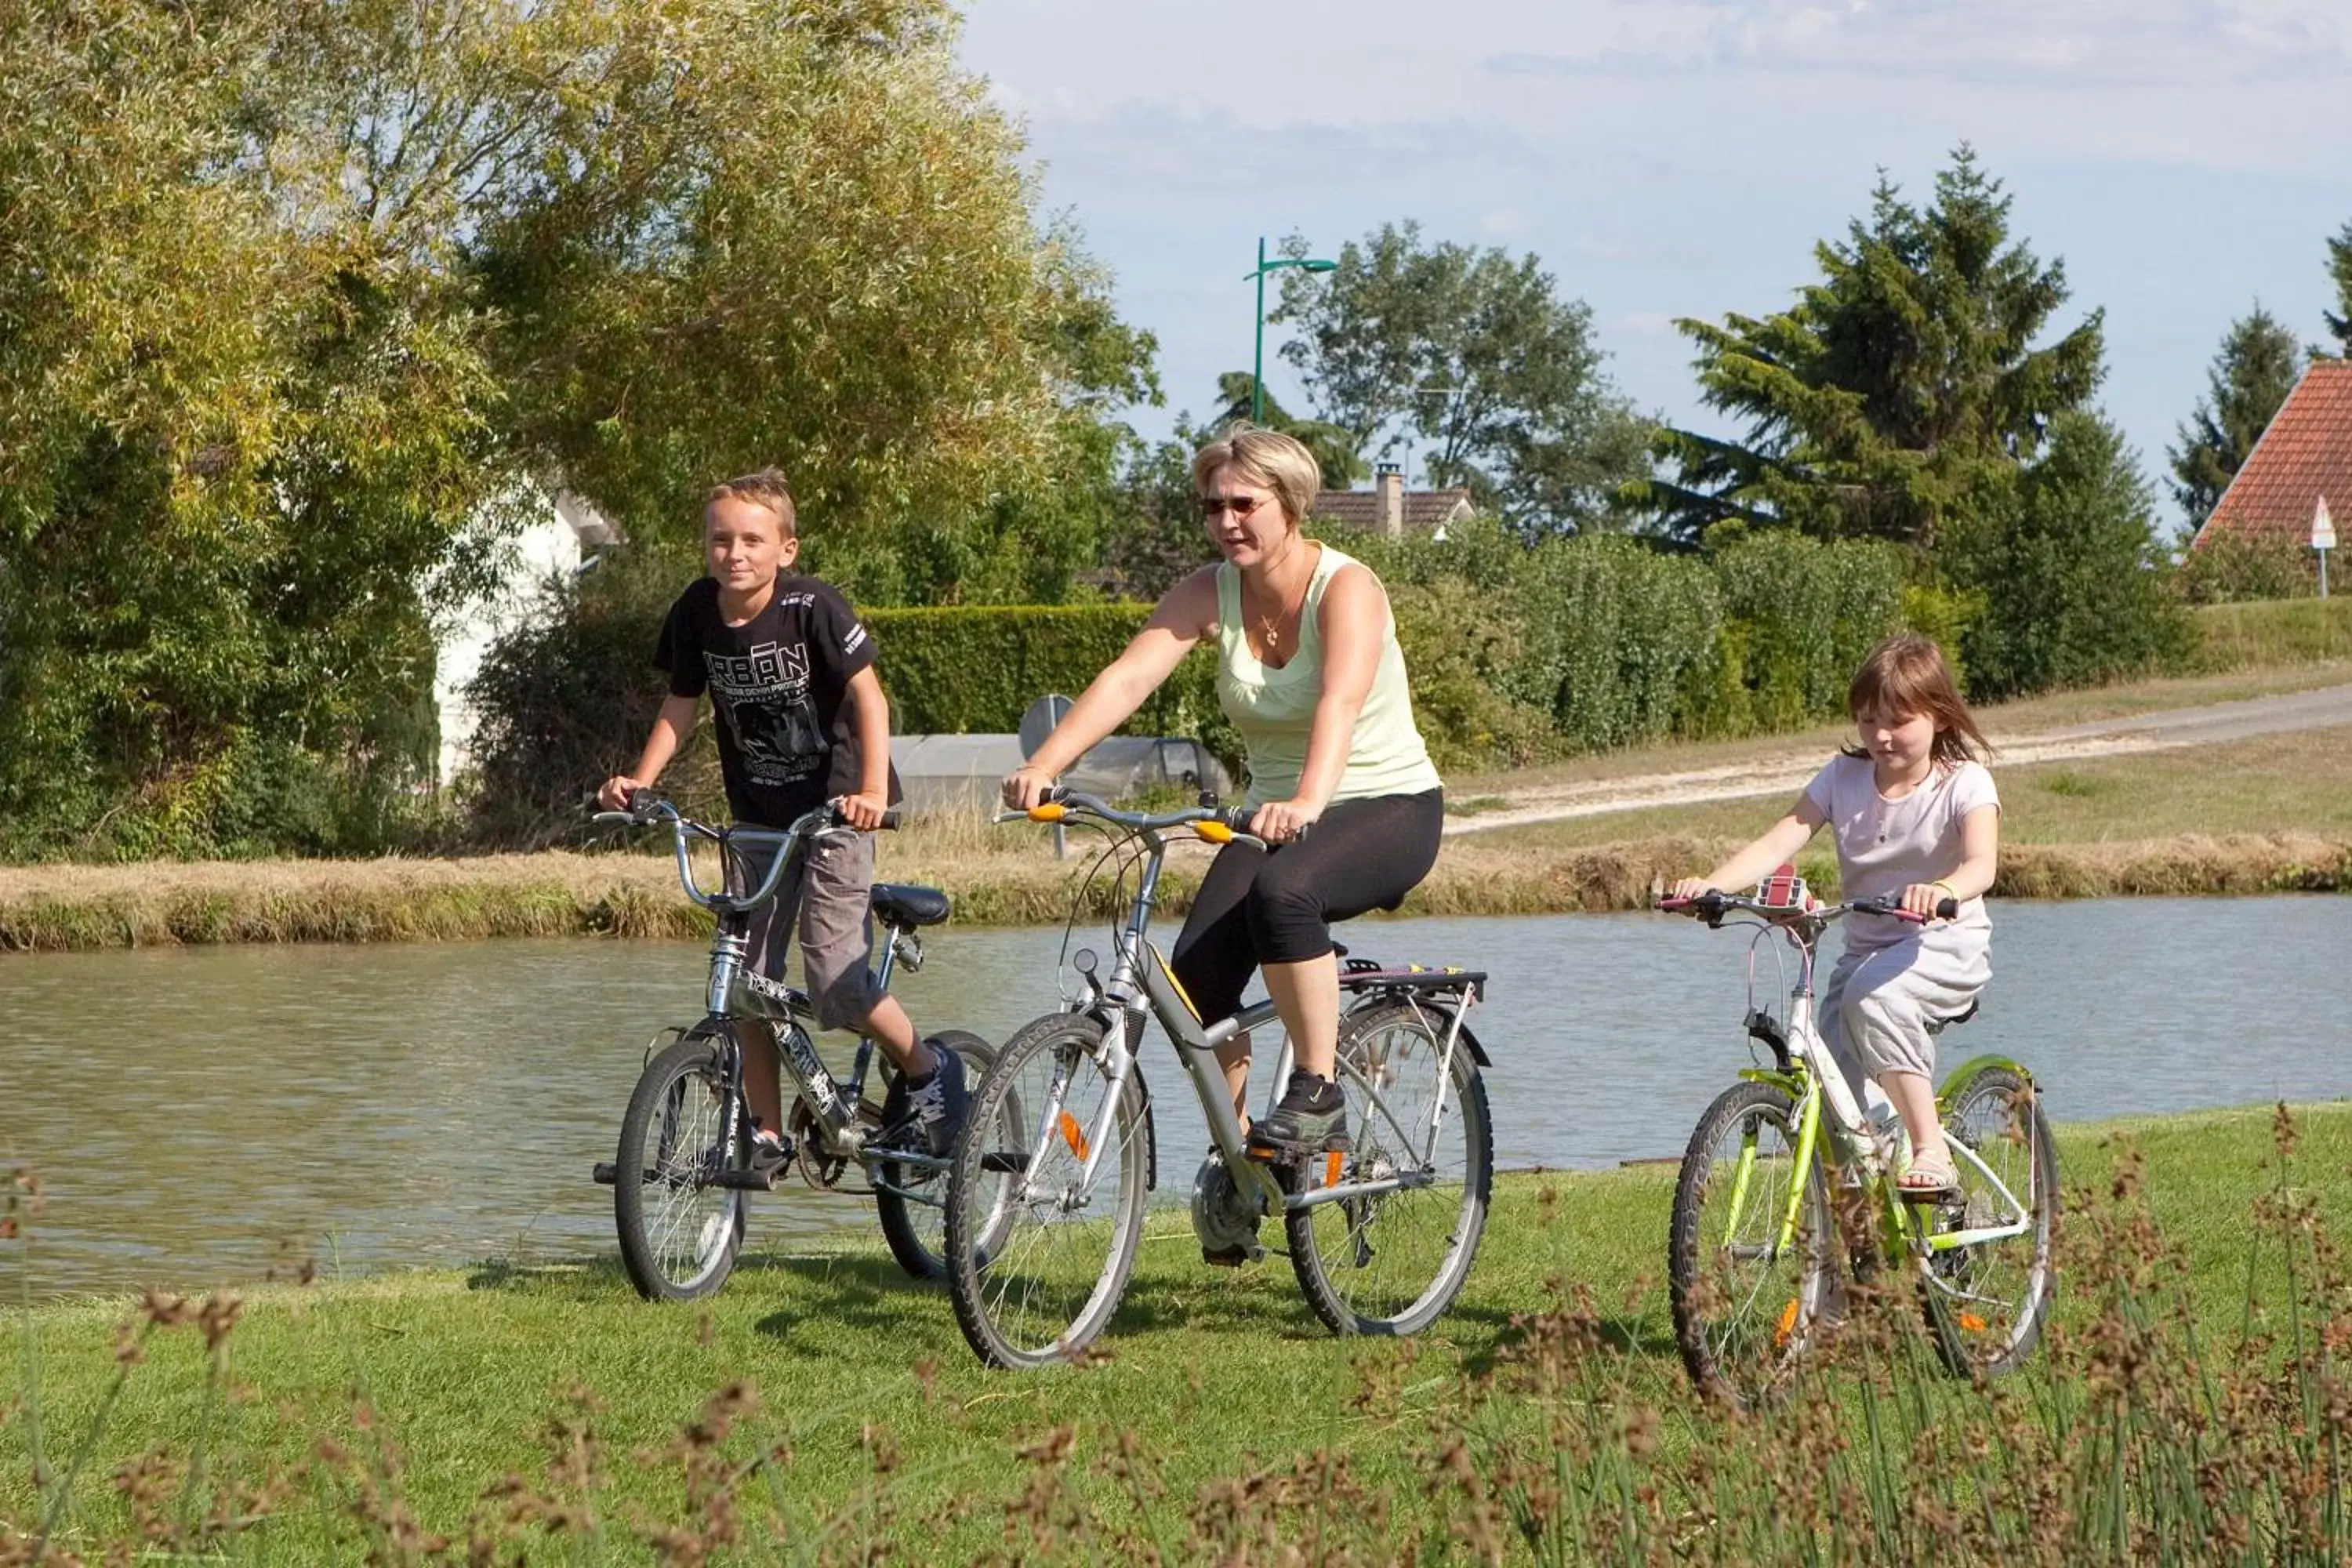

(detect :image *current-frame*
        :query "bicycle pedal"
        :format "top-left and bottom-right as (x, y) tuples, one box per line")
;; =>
(1200, 1241), (1265, 1269)
(979, 1149), (1028, 1174)
(591, 1161), (617, 1186)
(713, 1167), (780, 1192)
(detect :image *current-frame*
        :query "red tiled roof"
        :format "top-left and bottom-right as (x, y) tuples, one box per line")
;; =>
(2198, 360), (2352, 546)
(1310, 488), (1475, 532)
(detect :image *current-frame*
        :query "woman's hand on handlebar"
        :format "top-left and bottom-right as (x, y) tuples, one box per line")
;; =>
(1001, 767), (1057, 811)
(597, 775), (647, 812)
(1249, 797), (1320, 846)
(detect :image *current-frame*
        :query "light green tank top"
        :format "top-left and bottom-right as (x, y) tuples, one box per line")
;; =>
(1214, 543), (1443, 809)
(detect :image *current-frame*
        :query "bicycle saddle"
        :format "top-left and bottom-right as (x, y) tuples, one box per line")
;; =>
(869, 883), (951, 928)
(1925, 998), (1980, 1036)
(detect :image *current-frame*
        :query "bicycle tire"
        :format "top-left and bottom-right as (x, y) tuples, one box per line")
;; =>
(874, 1030), (997, 1282)
(1283, 1000), (1492, 1338)
(615, 1025), (747, 1302)
(1920, 1065), (2058, 1378)
(944, 1012), (1149, 1369)
(1668, 1079), (1837, 1408)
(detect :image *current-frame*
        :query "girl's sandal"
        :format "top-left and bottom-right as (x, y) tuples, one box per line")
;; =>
(1896, 1153), (1958, 1200)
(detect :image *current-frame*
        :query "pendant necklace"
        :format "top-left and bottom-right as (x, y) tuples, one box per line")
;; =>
(1253, 554), (1309, 656)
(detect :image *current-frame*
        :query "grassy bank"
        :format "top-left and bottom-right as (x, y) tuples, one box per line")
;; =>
(5, 1102), (2349, 1563)
(5, 668), (2349, 953)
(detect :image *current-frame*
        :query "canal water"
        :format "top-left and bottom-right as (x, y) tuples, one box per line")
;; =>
(2, 896), (2347, 1299)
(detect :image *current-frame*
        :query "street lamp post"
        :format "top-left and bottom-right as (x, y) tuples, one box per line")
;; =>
(1246, 237), (1338, 423)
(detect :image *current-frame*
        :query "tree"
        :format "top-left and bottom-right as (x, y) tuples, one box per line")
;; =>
(1949, 414), (2191, 698)
(1653, 147), (2104, 553)
(1269, 222), (1650, 539)
(0, 0), (1157, 855)
(1206, 374), (1367, 487)
(2323, 219), (2352, 358)
(2168, 306), (2302, 531)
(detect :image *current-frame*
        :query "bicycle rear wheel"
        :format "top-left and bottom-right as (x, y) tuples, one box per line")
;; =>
(874, 1030), (996, 1282)
(1921, 1065), (2057, 1377)
(614, 1025), (746, 1302)
(1668, 1080), (1836, 1408)
(945, 1014), (1149, 1369)
(1283, 1000), (1492, 1337)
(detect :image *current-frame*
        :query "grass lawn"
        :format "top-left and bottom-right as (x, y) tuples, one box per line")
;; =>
(6, 1101), (2350, 1561)
(1474, 723), (2352, 854)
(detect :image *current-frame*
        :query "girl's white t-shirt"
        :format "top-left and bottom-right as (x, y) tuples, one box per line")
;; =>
(1802, 754), (2000, 951)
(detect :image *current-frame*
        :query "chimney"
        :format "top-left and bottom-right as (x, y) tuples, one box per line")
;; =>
(1374, 463), (1405, 539)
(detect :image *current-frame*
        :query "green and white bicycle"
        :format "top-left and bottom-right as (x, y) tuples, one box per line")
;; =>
(1659, 882), (2056, 1408)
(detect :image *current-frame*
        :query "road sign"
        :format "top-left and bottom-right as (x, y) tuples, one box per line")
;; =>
(1018, 693), (1074, 760)
(2314, 495), (2336, 552)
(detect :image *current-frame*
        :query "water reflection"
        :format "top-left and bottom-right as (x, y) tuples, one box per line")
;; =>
(2, 895), (2346, 1298)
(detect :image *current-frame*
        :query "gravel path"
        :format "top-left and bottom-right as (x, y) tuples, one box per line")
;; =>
(1444, 683), (2352, 837)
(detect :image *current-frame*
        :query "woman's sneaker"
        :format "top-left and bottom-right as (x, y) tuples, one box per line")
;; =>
(1245, 1070), (1349, 1159)
(907, 1047), (970, 1157)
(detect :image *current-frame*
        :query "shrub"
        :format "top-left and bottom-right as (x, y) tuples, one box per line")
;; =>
(2176, 530), (2318, 605)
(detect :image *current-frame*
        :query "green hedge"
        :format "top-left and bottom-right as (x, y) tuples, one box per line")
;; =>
(2193, 596), (2352, 670)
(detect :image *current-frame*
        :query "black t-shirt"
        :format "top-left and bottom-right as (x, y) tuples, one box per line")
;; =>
(654, 575), (902, 827)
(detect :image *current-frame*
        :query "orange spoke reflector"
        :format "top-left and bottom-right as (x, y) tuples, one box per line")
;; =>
(1058, 1111), (1091, 1161)
(1028, 803), (1067, 822)
(1323, 1150), (1344, 1188)
(1193, 820), (1234, 844)
(1958, 1312), (1987, 1334)
(1775, 1298), (1801, 1349)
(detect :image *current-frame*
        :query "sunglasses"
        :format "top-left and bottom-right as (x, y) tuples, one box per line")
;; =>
(1198, 494), (1272, 521)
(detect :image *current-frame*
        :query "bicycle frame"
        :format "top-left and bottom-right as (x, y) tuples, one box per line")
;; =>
(614, 800), (931, 1168)
(1011, 796), (1479, 1218)
(1719, 913), (2036, 1270)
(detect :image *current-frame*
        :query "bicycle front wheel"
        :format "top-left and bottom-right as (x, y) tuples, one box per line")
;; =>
(944, 1014), (1149, 1369)
(874, 1029), (996, 1282)
(1921, 1065), (2057, 1378)
(1284, 1000), (1492, 1337)
(1668, 1080), (1836, 1408)
(615, 1025), (747, 1302)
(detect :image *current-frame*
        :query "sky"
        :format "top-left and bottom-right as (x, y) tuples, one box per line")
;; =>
(955, 0), (2351, 535)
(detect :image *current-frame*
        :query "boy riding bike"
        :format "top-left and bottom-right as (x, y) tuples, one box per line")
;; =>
(598, 467), (967, 1162)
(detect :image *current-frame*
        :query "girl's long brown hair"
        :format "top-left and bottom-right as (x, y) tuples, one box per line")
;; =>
(1842, 633), (1991, 766)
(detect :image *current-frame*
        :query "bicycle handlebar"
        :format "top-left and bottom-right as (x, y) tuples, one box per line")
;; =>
(588, 793), (900, 913)
(1658, 889), (1961, 926)
(993, 786), (1273, 848)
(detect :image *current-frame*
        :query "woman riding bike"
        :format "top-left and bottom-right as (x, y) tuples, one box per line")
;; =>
(1003, 426), (1445, 1167)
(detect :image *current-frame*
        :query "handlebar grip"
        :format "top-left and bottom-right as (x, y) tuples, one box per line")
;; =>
(1215, 806), (1309, 843)
(1935, 896), (1960, 920)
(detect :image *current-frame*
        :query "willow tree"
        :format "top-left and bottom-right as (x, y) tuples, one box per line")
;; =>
(0, 0), (1152, 856)
(1653, 147), (2104, 554)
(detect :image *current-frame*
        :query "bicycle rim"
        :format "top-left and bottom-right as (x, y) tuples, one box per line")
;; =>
(1922, 1066), (2057, 1377)
(1284, 1003), (1491, 1337)
(615, 1030), (746, 1302)
(1669, 1080), (1834, 1408)
(876, 1030), (996, 1282)
(946, 1014), (1148, 1369)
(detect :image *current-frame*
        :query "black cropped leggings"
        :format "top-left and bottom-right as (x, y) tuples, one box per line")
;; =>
(1168, 789), (1445, 1024)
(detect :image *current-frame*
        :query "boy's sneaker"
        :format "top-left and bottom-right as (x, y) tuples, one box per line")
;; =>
(746, 1129), (792, 1184)
(1245, 1070), (1350, 1159)
(906, 1045), (970, 1158)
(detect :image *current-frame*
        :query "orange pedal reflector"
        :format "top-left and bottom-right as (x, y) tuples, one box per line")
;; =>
(1774, 1298), (1801, 1349)
(1958, 1312), (1987, 1334)
(1058, 1111), (1090, 1161)
(1323, 1150), (1344, 1188)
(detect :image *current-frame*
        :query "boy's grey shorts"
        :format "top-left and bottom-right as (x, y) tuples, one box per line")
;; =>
(725, 829), (885, 1032)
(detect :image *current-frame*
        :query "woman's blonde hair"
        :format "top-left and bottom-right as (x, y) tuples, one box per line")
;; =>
(1189, 426), (1321, 529)
(1846, 633), (1990, 766)
(706, 466), (797, 539)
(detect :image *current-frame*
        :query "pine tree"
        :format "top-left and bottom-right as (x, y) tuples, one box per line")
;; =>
(2325, 219), (2352, 357)
(1652, 147), (2104, 553)
(2168, 306), (2302, 529)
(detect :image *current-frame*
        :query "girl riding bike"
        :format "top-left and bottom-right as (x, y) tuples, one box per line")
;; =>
(1671, 634), (1998, 1197)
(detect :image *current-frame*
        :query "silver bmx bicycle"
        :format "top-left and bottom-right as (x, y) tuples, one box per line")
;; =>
(942, 789), (1493, 1369)
(590, 794), (993, 1300)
